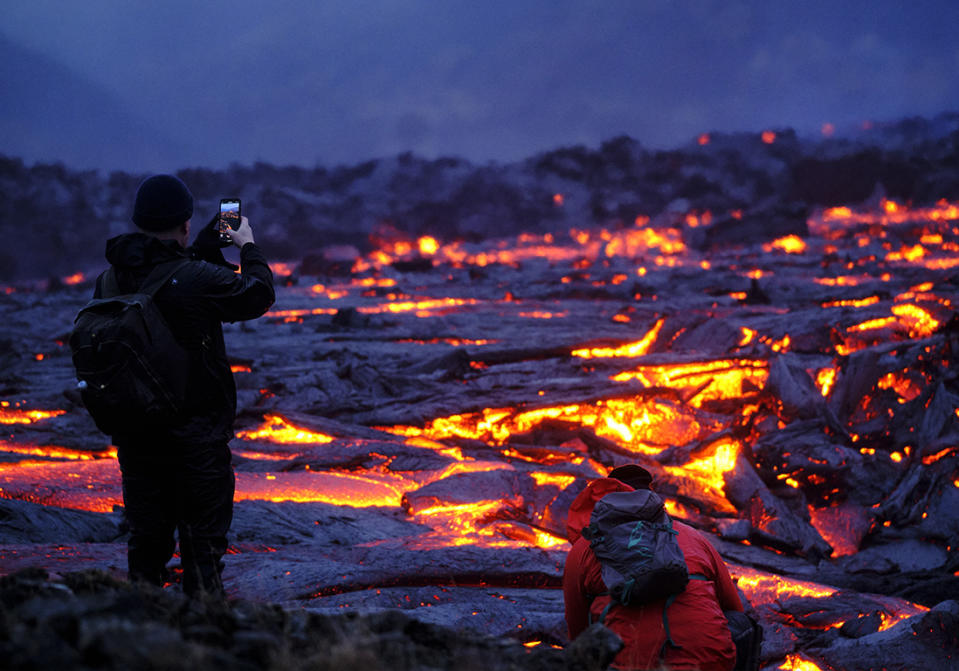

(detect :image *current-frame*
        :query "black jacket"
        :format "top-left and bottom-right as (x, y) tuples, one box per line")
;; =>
(95, 233), (275, 445)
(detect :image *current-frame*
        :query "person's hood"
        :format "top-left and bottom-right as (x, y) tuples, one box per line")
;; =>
(105, 232), (187, 269)
(566, 477), (634, 544)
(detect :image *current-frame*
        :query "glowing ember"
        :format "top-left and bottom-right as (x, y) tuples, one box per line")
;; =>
(761, 130), (776, 144)
(763, 235), (807, 254)
(62, 272), (85, 285)
(876, 372), (922, 403)
(418, 236), (439, 255)
(236, 414), (334, 444)
(814, 368), (837, 397)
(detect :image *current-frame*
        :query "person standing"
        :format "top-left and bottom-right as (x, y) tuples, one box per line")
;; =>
(92, 174), (275, 596)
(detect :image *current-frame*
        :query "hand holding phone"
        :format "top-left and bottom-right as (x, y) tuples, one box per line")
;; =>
(217, 199), (241, 244)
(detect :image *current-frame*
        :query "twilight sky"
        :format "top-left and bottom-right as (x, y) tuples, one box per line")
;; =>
(2, 0), (958, 172)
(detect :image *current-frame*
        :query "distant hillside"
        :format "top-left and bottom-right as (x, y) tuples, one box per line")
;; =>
(0, 36), (185, 171)
(1, 112), (958, 282)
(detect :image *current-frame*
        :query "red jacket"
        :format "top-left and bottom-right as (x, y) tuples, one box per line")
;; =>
(563, 478), (743, 671)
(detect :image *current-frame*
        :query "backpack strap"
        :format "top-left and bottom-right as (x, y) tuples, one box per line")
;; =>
(659, 574), (708, 661)
(100, 267), (120, 297)
(138, 258), (191, 296)
(100, 258), (190, 298)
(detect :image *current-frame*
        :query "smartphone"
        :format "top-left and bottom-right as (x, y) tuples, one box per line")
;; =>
(217, 198), (241, 244)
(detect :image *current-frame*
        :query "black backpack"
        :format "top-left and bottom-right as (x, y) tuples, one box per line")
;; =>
(70, 259), (191, 436)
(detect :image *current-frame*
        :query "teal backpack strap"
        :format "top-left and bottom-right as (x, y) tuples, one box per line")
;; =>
(585, 590), (610, 626)
(660, 574), (708, 661)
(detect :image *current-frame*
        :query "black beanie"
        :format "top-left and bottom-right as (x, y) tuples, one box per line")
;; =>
(132, 174), (194, 231)
(609, 464), (653, 490)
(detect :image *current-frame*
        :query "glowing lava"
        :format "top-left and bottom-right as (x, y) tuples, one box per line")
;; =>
(612, 359), (767, 408)
(0, 406), (66, 424)
(236, 415), (335, 444)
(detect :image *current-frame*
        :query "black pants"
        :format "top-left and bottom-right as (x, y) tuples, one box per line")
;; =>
(117, 439), (235, 596)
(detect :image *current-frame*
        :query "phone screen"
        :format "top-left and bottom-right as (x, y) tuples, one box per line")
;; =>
(218, 199), (241, 241)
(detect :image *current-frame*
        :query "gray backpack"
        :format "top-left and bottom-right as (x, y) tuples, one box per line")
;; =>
(582, 489), (700, 654)
(582, 488), (761, 670)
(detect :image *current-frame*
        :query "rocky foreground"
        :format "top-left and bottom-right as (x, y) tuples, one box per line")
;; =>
(1, 568), (622, 671)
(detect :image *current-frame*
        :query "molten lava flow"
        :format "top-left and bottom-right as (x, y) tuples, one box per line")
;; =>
(235, 415), (334, 444)
(847, 316), (897, 333)
(360, 297), (476, 315)
(821, 296), (880, 308)
(0, 441), (116, 461)
(230, 415), (571, 549)
(383, 398), (705, 455)
(611, 359), (767, 408)
(529, 472), (577, 490)
(817, 198), (959, 227)
(352, 217), (694, 274)
(731, 564), (927, 630)
(0, 459), (121, 512)
(890, 303), (939, 338)
(394, 338), (495, 346)
(0, 406), (66, 424)
(778, 655), (825, 671)
(407, 500), (515, 548)
(234, 471), (406, 508)
(571, 319), (664, 358)
(807, 505), (861, 557)
(731, 565), (837, 603)
(663, 439), (739, 503)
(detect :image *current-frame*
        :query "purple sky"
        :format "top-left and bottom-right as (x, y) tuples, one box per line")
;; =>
(2, 0), (958, 171)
